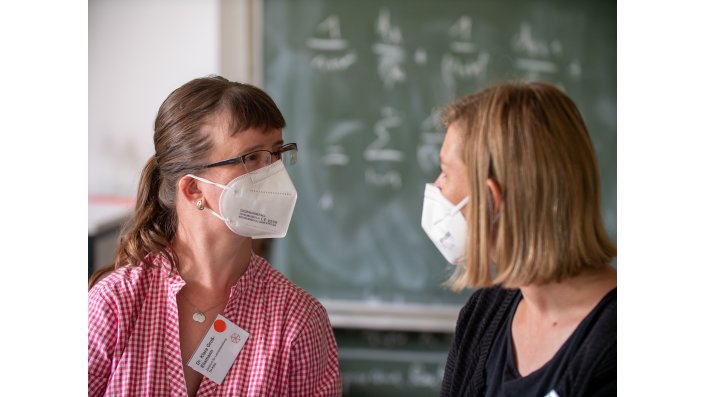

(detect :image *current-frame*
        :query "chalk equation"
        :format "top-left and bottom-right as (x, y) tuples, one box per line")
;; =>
(364, 106), (404, 189)
(373, 8), (407, 89)
(305, 11), (584, 87)
(303, 11), (586, 210)
(307, 15), (358, 71)
(416, 110), (444, 175)
(316, 107), (444, 210)
(442, 16), (491, 87)
(512, 21), (581, 84)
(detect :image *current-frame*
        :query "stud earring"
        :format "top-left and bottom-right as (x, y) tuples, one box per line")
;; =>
(196, 199), (204, 210)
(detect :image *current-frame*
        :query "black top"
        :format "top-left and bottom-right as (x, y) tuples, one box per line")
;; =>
(440, 286), (616, 397)
(484, 289), (617, 396)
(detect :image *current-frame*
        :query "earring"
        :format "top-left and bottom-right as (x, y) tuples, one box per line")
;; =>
(196, 199), (204, 210)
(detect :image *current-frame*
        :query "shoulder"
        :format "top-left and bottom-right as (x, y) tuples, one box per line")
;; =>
(457, 286), (518, 328)
(582, 287), (617, 349)
(88, 266), (153, 314)
(452, 286), (519, 361)
(251, 255), (328, 323)
(452, 285), (518, 349)
(442, 286), (518, 395)
(89, 266), (149, 297)
(574, 287), (616, 347)
(556, 288), (617, 397)
(88, 266), (155, 354)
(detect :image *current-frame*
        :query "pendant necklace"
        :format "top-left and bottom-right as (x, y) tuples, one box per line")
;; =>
(180, 293), (228, 324)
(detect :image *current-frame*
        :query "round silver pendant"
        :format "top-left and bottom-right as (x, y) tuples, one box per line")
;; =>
(192, 312), (206, 323)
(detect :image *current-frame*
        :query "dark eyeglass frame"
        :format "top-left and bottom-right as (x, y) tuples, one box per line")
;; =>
(198, 143), (298, 170)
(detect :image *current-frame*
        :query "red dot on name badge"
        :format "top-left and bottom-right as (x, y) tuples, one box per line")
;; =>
(213, 319), (226, 333)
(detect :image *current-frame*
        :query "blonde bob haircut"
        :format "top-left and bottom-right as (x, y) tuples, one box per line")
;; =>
(442, 82), (616, 290)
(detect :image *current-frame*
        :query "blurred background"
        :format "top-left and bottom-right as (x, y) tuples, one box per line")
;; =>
(89, 0), (616, 395)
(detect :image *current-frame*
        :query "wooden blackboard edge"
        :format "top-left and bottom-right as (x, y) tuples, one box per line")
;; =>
(320, 299), (462, 333)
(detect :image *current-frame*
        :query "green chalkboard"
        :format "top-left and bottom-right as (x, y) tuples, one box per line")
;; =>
(265, 0), (616, 307)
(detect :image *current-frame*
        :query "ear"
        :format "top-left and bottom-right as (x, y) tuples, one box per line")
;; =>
(486, 178), (503, 217)
(177, 175), (204, 206)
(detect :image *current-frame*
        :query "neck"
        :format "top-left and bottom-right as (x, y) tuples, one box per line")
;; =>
(518, 265), (616, 319)
(172, 228), (253, 295)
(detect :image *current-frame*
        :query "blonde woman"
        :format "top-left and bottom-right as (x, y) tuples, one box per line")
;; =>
(88, 76), (341, 396)
(421, 82), (616, 396)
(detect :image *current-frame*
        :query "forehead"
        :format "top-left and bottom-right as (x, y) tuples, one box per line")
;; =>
(213, 128), (282, 158)
(203, 112), (283, 159)
(440, 122), (464, 164)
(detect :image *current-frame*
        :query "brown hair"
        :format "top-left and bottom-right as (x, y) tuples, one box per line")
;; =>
(442, 81), (616, 290)
(89, 75), (285, 289)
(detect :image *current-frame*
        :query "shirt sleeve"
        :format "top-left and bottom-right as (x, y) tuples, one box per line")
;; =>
(88, 286), (118, 397)
(287, 304), (342, 397)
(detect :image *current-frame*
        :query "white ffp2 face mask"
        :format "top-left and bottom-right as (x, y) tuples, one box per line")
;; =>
(187, 160), (297, 239)
(421, 183), (469, 266)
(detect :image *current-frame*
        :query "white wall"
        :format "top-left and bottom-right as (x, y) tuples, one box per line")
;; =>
(88, 0), (255, 197)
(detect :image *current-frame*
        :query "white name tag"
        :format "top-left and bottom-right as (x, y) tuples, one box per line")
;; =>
(187, 314), (250, 384)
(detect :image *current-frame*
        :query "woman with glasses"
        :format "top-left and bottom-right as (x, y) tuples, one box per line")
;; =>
(88, 76), (341, 396)
(421, 82), (617, 396)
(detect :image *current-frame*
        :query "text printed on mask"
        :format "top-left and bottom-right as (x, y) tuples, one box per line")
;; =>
(239, 209), (278, 227)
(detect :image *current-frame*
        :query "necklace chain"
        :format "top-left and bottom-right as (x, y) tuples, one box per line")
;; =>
(179, 292), (228, 323)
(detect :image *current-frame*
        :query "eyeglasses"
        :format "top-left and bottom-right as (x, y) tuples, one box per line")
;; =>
(199, 143), (298, 173)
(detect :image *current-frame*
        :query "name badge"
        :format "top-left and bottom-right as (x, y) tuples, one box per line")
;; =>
(187, 314), (250, 384)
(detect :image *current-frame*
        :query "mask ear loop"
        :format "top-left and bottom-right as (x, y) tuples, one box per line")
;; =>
(185, 174), (229, 223)
(426, 184), (469, 225)
(433, 197), (469, 227)
(452, 197), (470, 214)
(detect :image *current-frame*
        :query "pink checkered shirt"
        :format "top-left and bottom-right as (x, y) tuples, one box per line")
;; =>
(88, 252), (341, 396)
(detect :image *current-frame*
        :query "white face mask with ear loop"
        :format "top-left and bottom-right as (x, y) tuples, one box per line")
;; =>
(421, 183), (470, 266)
(187, 160), (298, 239)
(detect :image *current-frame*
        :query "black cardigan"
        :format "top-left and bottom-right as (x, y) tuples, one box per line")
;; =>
(440, 286), (617, 397)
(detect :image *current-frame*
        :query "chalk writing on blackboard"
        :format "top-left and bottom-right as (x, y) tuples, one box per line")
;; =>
(417, 110), (444, 175)
(308, 15), (357, 71)
(365, 107), (405, 189)
(323, 120), (362, 167)
(319, 120), (364, 211)
(373, 9), (406, 88)
(442, 16), (491, 86)
(265, 0), (616, 311)
(511, 22), (582, 84)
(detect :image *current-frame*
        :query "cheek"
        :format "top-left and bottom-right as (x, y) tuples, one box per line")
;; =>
(435, 183), (457, 205)
(446, 187), (464, 206)
(447, 179), (470, 206)
(203, 185), (224, 207)
(214, 167), (247, 184)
